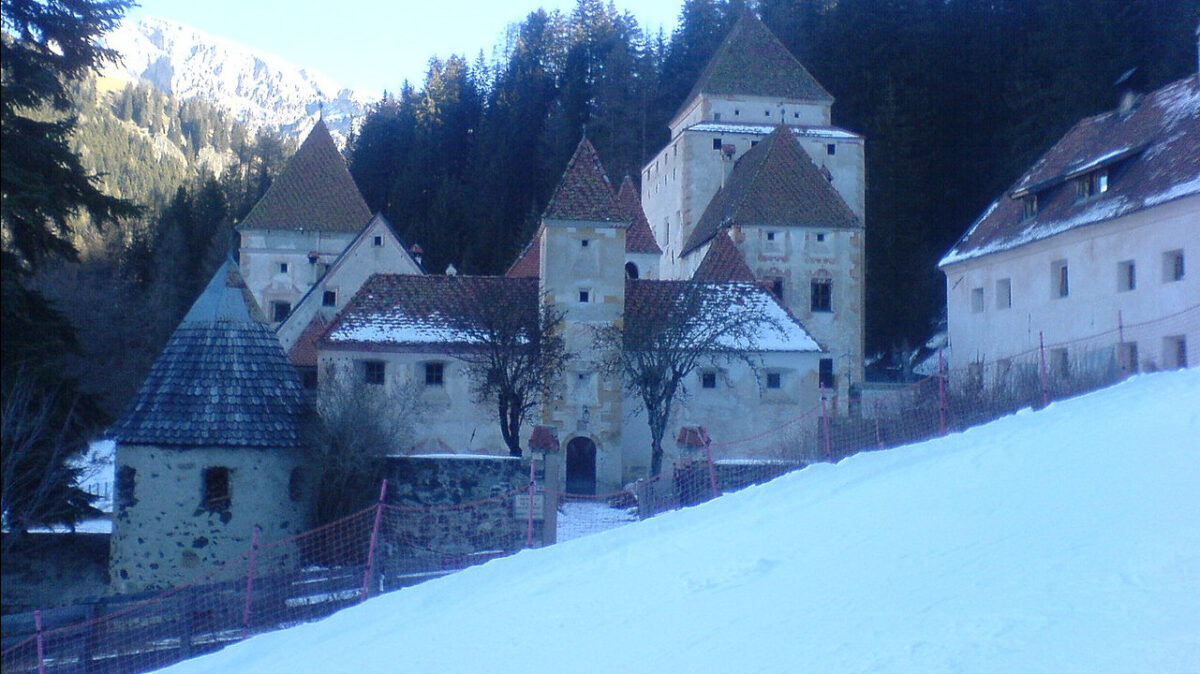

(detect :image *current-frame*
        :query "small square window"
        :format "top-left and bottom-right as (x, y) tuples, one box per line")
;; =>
(278, 262), (289, 274)
(971, 287), (984, 313)
(701, 372), (717, 389)
(372, 235), (383, 247)
(826, 144), (836, 155)
(816, 233), (825, 242)
(713, 112), (721, 121)
(793, 112), (800, 119)
(579, 289), (590, 303)
(581, 239), (589, 248)
(322, 290), (337, 307)
(1164, 249), (1184, 282)
(1052, 260), (1069, 298)
(751, 140), (759, 147)
(811, 278), (832, 312)
(769, 278), (784, 302)
(766, 231), (776, 241)
(766, 372), (782, 389)
(272, 301), (291, 322)
(364, 360), (385, 385)
(202, 467), (231, 511)
(996, 278), (1012, 309)
(424, 362), (444, 386)
(712, 138), (723, 150)
(1118, 260), (1136, 291)
(764, 109), (771, 117)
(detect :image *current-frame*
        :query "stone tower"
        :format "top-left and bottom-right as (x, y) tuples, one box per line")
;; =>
(538, 138), (631, 494)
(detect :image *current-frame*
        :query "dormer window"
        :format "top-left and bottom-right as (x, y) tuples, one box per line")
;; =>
(1076, 169), (1108, 200)
(1022, 194), (1038, 220)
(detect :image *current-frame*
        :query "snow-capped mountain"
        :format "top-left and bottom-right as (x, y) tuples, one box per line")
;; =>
(102, 17), (375, 143)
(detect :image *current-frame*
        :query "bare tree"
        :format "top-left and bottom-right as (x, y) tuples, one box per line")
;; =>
(304, 365), (422, 526)
(1, 368), (100, 554)
(451, 282), (569, 457)
(599, 281), (787, 476)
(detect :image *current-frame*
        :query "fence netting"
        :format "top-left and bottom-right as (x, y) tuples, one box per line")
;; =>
(4, 304), (1195, 673)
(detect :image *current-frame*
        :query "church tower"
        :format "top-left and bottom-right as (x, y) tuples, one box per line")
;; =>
(538, 138), (631, 494)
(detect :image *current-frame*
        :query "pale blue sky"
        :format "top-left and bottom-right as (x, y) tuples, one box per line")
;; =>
(126, 0), (684, 95)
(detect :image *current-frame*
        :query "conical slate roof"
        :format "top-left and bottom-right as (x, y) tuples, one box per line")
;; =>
(236, 119), (371, 233)
(684, 125), (860, 255)
(676, 10), (832, 121)
(112, 261), (304, 448)
(543, 138), (629, 224)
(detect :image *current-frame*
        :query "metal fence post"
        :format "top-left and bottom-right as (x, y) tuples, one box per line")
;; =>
(360, 479), (388, 602)
(1039, 331), (1050, 407)
(1117, 310), (1127, 377)
(703, 429), (718, 500)
(242, 525), (260, 639)
(820, 383), (832, 462)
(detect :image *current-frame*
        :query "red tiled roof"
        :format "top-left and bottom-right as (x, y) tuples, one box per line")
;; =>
(543, 138), (628, 224)
(506, 225), (543, 278)
(692, 230), (756, 282)
(675, 10), (832, 123)
(616, 176), (663, 255)
(289, 314), (328, 367)
(323, 275), (539, 347)
(942, 76), (1200, 266)
(684, 125), (861, 255)
(237, 120), (371, 233)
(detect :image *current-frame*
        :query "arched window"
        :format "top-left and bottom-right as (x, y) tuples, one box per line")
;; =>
(625, 262), (639, 279)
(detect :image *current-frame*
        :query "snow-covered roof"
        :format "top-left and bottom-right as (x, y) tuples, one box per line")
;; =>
(941, 76), (1200, 267)
(688, 123), (860, 140)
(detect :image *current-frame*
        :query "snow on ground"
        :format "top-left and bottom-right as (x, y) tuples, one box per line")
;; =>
(555, 500), (638, 543)
(163, 369), (1200, 673)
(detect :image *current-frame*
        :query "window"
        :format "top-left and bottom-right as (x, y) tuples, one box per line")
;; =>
(818, 359), (835, 390)
(1076, 169), (1108, 200)
(751, 140), (759, 147)
(1022, 194), (1038, 220)
(712, 138), (723, 150)
(116, 465), (137, 509)
(361, 360), (385, 385)
(372, 235), (383, 247)
(766, 231), (776, 242)
(288, 468), (305, 502)
(734, 108), (740, 116)
(766, 372), (782, 389)
(581, 239), (589, 248)
(811, 278), (832, 312)
(815, 233), (825, 242)
(424, 362), (444, 386)
(202, 467), (231, 511)
(1051, 348), (1070, 378)
(1164, 336), (1188, 369)
(625, 262), (639, 279)
(769, 278), (785, 302)
(996, 278), (1012, 309)
(1052, 260), (1069, 298)
(579, 289), (591, 303)
(322, 290), (337, 307)
(764, 109), (771, 117)
(1119, 342), (1139, 374)
(1164, 249), (1185, 282)
(301, 368), (318, 390)
(701, 371), (717, 389)
(971, 287), (984, 313)
(713, 112), (721, 121)
(793, 111), (800, 119)
(272, 301), (291, 322)
(1118, 260), (1136, 292)
(278, 262), (289, 274)
(826, 143), (836, 155)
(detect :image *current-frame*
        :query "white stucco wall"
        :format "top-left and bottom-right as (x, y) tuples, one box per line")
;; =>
(110, 445), (307, 593)
(942, 195), (1199, 373)
(239, 229), (357, 321)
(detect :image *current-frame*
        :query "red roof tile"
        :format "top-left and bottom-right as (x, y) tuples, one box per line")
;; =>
(684, 125), (861, 255)
(237, 120), (371, 233)
(616, 176), (663, 254)
(289, 314), (328, 367)
(506, 225), (543, 278)
(692, 230), (756, 282)
(543, 138), (628, 224)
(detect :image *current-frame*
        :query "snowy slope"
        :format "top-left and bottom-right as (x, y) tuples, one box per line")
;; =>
(164, 369), (1200, 673)
(103, 17), (373, 142)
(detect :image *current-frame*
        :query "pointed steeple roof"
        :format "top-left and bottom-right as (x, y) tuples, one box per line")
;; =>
(616, 176), (663, 254)
(676, 10), (832, 122)
(684, 126), (860, 255)
(692, 230), (755, 282)
(237, 119), (371, 233)
(543, 138), (628, 224)
(112, 260), (304, 448)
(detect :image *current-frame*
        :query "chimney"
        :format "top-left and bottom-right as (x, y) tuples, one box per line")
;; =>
(410, 243), (424, 266)
(1114, 67), (1142, 118)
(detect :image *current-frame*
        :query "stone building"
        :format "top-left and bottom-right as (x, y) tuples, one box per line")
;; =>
(109, 261), (307, 592)
(939, 75), (1199, 377)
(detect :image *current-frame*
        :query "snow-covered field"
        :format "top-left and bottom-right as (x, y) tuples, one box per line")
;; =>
(164, 369), (1200, 673)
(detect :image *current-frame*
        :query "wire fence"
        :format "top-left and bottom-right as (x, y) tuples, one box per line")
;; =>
(3, 304), (1195, 673)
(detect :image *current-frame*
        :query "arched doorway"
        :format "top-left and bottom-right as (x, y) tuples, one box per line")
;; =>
(565, 437), (597, 495)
